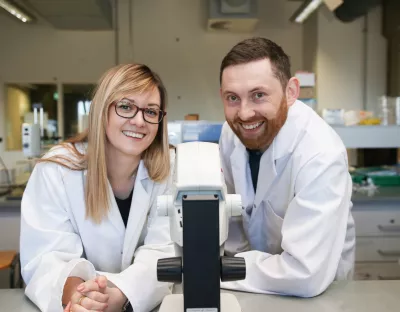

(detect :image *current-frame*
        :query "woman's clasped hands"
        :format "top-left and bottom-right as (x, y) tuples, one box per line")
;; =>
(64, 276), (127, 312)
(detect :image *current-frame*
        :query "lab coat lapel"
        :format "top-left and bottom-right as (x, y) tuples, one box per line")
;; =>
(254, 143), (277, 207)
(230, 137), (255, 212)
(121, 161), (153, 269)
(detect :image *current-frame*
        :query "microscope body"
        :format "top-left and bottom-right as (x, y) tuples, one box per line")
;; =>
(157, 142), (245, 312)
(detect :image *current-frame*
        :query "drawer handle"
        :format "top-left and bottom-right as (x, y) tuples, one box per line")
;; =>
(377, 225), (400, 232)
(357, 273), (371, 280)
(378, 275), (400, 280)
(377, 249), (400, 257)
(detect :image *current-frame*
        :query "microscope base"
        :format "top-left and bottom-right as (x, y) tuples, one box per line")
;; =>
(158, 293), (242, 312)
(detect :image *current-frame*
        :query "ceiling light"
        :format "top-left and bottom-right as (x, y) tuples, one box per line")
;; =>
(0, 0), (34, 23)
(290, 0), (324, 23)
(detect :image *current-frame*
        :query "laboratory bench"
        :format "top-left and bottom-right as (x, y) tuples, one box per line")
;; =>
(352, 186), (400, 203)
(0, 196), (21, 209)
(1, 187), (398, 209)
(1, 280), (400, 312)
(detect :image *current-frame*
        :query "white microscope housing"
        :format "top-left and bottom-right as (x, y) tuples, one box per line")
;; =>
(157, 141), (242, 252)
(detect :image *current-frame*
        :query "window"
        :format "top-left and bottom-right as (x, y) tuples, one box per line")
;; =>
(5, 83), (58, 151)
(63, 84), (95, 139)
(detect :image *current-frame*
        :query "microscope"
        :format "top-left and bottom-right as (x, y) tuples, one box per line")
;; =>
(156, 141), (246, 312)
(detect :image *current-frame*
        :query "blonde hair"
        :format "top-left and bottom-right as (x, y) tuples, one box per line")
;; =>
(40, 64), (171, 223)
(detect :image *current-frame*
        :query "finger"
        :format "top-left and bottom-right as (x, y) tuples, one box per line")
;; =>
(70, 292), (84, 305)
(95, 276), (108, 291)
(79, 296), (108, 311)
(64, 301), (71, 312)
(84, 290), (110, 303)
(71, 303), (104, 312)
(76, 280), (100, 293)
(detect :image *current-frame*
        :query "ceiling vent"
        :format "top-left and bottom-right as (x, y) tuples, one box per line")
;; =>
(207, 0), (259, 32)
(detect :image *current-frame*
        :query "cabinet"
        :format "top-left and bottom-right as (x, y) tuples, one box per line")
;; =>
(353, 199), (400, 280)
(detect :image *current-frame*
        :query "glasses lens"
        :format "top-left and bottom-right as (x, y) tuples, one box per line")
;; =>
(116, 100), (138, 118)
(144, 108), (163, 123)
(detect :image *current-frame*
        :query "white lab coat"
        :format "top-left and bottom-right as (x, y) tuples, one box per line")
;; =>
(20, 144), (175, 312)
(219, 100), (356, 297)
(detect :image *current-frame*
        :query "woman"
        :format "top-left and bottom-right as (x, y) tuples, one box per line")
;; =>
(20, 63), (175, 312)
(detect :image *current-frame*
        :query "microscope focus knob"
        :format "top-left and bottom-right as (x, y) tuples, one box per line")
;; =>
(157, 257), (182, 283)
(220, 256), (246, 282)
(226, 194), (242, 217)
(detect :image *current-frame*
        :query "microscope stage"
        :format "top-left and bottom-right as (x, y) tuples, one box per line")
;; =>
(158, 293), (242, 312)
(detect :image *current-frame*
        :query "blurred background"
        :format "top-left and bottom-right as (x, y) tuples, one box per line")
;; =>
(0, 0), (399, 289)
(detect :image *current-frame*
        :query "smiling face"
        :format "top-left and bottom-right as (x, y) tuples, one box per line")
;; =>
(221, 58), (291, 151)
(105, 87), (161, 158)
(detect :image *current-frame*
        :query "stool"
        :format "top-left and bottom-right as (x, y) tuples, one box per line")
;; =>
(0, 251), (23, 288)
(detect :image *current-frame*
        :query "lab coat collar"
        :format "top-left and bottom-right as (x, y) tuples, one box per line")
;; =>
(137, 158), (149, 181)
(273, 101), (303, 160)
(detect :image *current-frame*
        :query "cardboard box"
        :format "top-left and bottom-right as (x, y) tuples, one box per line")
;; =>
(295, 72), (316, 87)
(324, 0), (343, 11)
(299, 87), (315, 99)
(185, 114), (199, 121)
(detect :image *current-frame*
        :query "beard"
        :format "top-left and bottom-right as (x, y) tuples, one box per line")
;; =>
(227, 97), (289, 151)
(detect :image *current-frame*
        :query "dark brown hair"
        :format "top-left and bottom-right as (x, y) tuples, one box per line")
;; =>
(220, 37), (291, 90)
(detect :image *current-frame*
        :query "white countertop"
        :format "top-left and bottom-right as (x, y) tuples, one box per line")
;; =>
(2, 280), (400, 312)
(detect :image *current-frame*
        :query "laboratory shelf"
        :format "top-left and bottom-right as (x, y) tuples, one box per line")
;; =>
(331, 125), (400, 148)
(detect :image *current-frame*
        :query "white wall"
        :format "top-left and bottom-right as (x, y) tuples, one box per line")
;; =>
(0, 17), (115, 82)
(0, 0), (302, 166)
(316, 6), (387, 112)
(365, 7), (387, 113)
(303, 13), (318, 73)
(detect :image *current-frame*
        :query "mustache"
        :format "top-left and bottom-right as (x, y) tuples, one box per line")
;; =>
(234, 118), (267, 124)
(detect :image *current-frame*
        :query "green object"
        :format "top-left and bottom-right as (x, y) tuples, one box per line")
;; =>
(351, 167), (400, 186)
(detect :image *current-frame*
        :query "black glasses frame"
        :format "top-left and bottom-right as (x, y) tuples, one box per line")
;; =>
(114, 101), (167, 124)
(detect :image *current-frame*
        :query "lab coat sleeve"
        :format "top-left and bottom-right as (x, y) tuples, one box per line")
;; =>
(102, 153), (176, 312)
(221, 151), (352, 297)
(20, 162), (97, 312)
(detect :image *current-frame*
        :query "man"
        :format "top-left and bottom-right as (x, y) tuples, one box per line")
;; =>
(218, 37), (355, 297)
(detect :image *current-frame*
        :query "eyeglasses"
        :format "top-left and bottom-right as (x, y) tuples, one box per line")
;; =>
(114, 99), (166, 124)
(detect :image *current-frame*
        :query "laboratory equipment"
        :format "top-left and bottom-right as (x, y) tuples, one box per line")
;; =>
(167, 122), (183, 147)
(322, 108), (345, 125)
(379, 96), (396, 125)
(156, 141), (246, 312)
(22, 123), (41, 158)
(182, 121), (223, 143)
